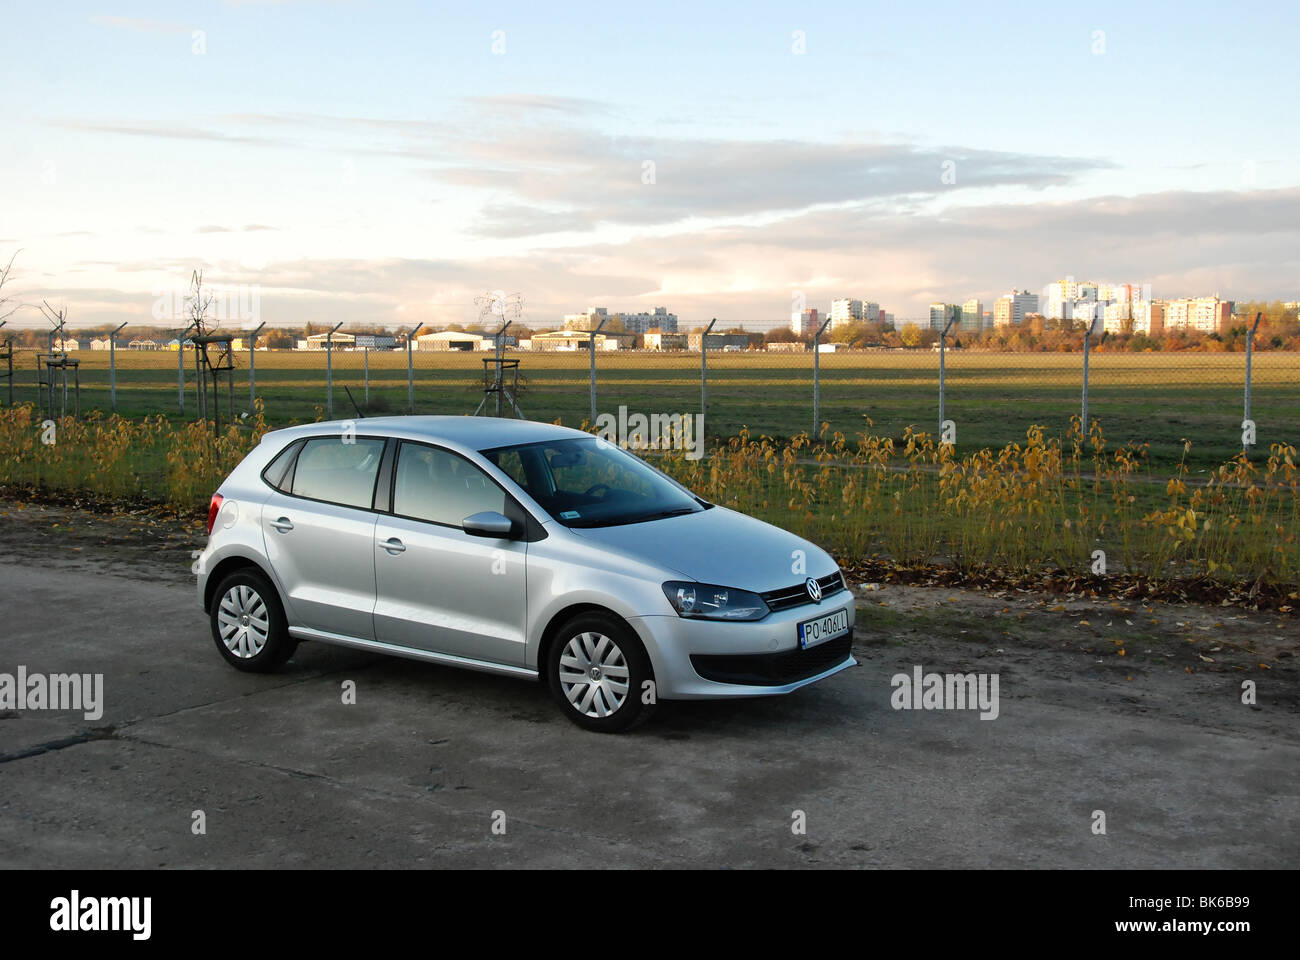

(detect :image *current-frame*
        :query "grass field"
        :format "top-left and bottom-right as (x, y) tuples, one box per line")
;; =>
(5, 347), (1298, 470)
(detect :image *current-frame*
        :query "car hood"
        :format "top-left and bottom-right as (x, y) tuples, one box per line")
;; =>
(568, 505), (837, 593)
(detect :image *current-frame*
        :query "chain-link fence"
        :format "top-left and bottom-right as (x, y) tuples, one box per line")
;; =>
(3, 334), (1298, 471)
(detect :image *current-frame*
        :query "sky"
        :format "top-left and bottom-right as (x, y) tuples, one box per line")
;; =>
(2, 0), (1298, 332)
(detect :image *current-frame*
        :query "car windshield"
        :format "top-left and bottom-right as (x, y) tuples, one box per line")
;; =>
(481, 436), (707, 528)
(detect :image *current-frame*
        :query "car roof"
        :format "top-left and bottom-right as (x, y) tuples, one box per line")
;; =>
(262, 415), (589, 452)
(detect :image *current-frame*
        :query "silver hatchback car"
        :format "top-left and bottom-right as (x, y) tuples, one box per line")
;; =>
(196, 417), (855, 732)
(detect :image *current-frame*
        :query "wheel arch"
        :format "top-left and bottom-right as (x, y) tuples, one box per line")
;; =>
(203, 555), (279, 613)
(536, 603), (646, 681)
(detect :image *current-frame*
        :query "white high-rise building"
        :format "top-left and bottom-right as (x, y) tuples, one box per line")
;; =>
(791, 308), (818, 336)
(830, 299), (864, 329)
(1132, 300), (1164, 335)
(1046, 278), (1150, 328)
(961, 298), (984, 332)
(564, 307), (609, 330)
(1165, 297), (1230, 334)
(1073, 300), (1102, 332)
(993, 290), (1038, 327)
(565, 306), (677, 334)
(1043, 280), (1074, 321)
(929, 302), (960, 331)
(617, 307), (678, 334)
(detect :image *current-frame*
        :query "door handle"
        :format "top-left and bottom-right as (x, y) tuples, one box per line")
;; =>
(269, 517), (294, 532)
(380, 537), (406, 554)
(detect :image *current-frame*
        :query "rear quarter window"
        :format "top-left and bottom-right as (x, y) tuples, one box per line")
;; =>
(261, 440), (303, 491)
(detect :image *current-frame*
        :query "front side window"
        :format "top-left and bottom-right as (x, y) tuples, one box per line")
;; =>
(393, 442), (507, 526)
(290, 437), (385, 508)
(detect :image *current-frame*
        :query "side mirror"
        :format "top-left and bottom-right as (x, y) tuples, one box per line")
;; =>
(462, 510), (516, 539)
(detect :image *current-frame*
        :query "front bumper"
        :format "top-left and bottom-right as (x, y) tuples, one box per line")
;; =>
(628, 590), (857, 699)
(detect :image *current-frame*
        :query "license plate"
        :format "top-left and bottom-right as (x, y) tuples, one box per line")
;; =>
(797, 608), (850, 649)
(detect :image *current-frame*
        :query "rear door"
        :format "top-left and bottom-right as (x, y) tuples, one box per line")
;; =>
(261, 434), (385, 639)
(373, 441), (528, 667)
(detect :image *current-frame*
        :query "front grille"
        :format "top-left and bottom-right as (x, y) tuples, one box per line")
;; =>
(761, 572), (846, 612)
(690, 634), (853, 686)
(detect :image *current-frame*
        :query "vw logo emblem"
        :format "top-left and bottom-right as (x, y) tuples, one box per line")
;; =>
(805, 577), (822, 602)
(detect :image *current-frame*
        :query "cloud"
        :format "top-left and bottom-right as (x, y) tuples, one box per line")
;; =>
(50, 120), (288, 147)
(193, 224), (275, 234)
(426, 132), (1106, 237)
(459, 94), (614, 117)
(53, 106), (1101, 229)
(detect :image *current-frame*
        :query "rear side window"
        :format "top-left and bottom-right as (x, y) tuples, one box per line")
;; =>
(290, 437), (385, 508)
(393, 442), (506, 526)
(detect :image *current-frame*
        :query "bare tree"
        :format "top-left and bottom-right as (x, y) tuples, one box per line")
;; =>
(0, 250), (21, 323)
(39, 299), (69, 351)
(474, 290), (524, 330)
(187, 269), (215, 335)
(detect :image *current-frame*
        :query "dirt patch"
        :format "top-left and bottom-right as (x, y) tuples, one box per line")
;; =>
(0, 494), (202, 586)
(850, 579), (1300, 743)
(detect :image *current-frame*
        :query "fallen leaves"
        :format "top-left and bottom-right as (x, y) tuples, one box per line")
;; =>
(839, 556), (1300, 617)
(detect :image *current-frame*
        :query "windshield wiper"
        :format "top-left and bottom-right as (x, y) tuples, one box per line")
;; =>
(565, 506), (698, 528)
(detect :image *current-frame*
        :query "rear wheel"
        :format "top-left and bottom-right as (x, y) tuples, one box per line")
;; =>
(210, 569), (296, 672)
(546, 612), (655, 733)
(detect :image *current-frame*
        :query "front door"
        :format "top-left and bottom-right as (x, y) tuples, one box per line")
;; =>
(373, 441), (528, 666)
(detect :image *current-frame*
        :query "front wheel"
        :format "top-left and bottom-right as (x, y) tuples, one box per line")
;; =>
(210, 569), (297, 673)
(546, 613), (656, 733)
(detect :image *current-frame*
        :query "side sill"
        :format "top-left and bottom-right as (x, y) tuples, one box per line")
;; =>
(288, 626), (538, 680)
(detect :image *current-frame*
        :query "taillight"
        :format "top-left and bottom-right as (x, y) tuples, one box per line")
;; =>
(207, 494), (224, 535)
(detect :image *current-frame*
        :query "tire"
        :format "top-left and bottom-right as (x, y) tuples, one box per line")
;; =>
(210, 568), (297, 673)
(546, 612), (656, 733)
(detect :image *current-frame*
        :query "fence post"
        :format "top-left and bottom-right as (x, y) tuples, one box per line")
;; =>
(364, 346), (370, 405)
(938, 315), (957, 435)
(178, 323), (193, 413)
(406, 323), (422, 414)
(109, 321), (127, 412)
(493, 319), (512, 418)
(247, 321), (265, 413)
(1081, 318), (1091, 436)
(699, 318), (717, 434)
(1244, 311), (1262, 453)
(812, 315), (832, 435)
(325, 321), (343, 419)
(588, 316), (608, 426)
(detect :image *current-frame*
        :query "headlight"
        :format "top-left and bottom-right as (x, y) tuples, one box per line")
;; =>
(662, 581), (769, 621)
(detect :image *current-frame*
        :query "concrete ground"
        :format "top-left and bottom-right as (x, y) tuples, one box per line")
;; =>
(0, 499), (1296, 868)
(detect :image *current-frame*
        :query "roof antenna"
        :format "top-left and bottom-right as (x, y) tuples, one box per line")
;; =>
(343, 385), (365, 419)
